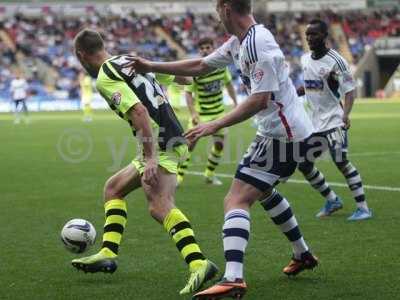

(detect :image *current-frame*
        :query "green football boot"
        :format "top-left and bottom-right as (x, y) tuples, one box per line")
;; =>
(71, 250), (117, 274)
(180, 260), (219, 295)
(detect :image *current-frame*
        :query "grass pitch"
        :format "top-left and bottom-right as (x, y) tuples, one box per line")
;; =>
(1, 100), (400, 300)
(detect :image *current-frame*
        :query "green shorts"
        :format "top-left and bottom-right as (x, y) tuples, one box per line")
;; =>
(132, 144), (189, 175)
(188, 114), (228, 138)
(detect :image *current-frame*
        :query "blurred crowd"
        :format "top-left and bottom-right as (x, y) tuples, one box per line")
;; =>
(343, 9), (400, 62)
(0, 13), (179, 100)
(0, 8), (399, 101)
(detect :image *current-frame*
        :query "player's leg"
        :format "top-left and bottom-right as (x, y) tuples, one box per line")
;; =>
(259, 188), (318, 276)
(176, 119), (198, 185)
(298, 132), (342, 217)
(246, 138), (317, 276)
(177, 139), (197, 186)
(21, 99), (30, 123)
(194, 137), (317, 299)
(298, 159), (343, 218)
(83, 103), (92, 122)
(71, 164), (142, 273)
(329, 129), (372, 220)
(193, 179), (260, 300)
(14, 100), (21, 124)
(142, 166), (218, 295)
(204, 132), (225, 185)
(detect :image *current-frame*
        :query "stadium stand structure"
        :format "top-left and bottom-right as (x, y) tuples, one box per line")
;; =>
(0, 5), (399, 103)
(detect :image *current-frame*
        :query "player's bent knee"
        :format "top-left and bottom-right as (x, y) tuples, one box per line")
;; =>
(104, 178), (122, 201)
(298, 162), (314, 174)
(224, 194), (249, 211)
(335, 160), (349, 172)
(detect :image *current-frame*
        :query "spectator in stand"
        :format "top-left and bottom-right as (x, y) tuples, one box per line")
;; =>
(0, 8), (398, 103)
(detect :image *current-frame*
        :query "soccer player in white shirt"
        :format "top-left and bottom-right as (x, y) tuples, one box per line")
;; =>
(125, 1), (318, 298)
(298, 19), (372, 221)
(10, 72), (30, 124)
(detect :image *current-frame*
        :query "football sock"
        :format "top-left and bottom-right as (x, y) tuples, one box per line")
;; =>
(223, 209), (250, 281)
(340, 162), (369, 210)
(260, 190), (309, 260)
(164, 208), (205, 272)
(205, 145), (223, 178)
(100, 199), (127, 257)
(302, 167), (337, 202)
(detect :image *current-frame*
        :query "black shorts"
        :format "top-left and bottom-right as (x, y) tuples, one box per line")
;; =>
(235, 135), (307, 192)
(304, 127), (349, 163)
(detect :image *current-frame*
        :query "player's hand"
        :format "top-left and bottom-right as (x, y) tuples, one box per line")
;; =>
(185, 121), (219, 146)
(343, 115), (351, 129)
(143, 158), (158, 187)
(123, 56), (152, 75)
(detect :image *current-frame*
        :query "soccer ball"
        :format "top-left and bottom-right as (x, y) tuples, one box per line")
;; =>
(61, 219), (96, 253)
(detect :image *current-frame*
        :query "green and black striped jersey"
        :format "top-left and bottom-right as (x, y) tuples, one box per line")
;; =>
(185, 68), (232, 118)
(96, 55), (185, 151)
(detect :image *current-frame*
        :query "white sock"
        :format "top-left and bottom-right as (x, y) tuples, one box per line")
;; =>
(223, 209), (250, 281)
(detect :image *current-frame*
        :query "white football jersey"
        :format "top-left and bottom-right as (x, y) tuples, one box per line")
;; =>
(301, 49), (356, 133)
(204, 24), (313, 142)
(10, 78), (28, 101)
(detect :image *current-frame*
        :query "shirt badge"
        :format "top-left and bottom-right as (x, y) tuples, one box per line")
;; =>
(252, 69), (264, 83)
(111, 92), (122, 105)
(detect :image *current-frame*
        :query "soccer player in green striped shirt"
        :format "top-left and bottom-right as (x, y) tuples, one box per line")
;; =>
(71, 29), (218, 295)
(178, 37), (238, 186)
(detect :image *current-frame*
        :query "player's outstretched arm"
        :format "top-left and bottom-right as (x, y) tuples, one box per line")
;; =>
(128, 103), (158, 186)
(185, 91), (199, 125)
(185, 92), (270, 143)
(226, 82), (238, 107)
(343, 90), (355, 129)
(125, 56), (216, 77)
(214, 92), (270, 129)
(174, 76), (192, 85)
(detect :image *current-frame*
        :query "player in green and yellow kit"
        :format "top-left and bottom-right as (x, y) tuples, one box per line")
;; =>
(79, 71), (94, 122)
(177, 38), (238, 186)
(168, 82), (184, 110)
(71, 29), (218, 295)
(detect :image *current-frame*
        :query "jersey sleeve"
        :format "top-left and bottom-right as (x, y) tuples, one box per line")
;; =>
(338, 63), (356, 94)
(249, 58), (280, 94)
(223, 68), (233, 85)
(96, 69), (140, 114)
(155, 73), (175, 86)
(203, 37), (235, 69)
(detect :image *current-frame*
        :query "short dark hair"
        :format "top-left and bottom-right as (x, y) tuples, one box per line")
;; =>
(309, 19), (329, 34)
(197, 37), (214, 48)
(222, 0), (252, 15)
(74, 29), (104, 55)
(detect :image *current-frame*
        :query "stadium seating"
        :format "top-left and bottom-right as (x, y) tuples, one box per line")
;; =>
(0, 8), (398, 101)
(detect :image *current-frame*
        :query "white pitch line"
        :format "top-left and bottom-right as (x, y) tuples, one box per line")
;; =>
(350, 151), (400, 157)
(186, 171), (400, 192)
